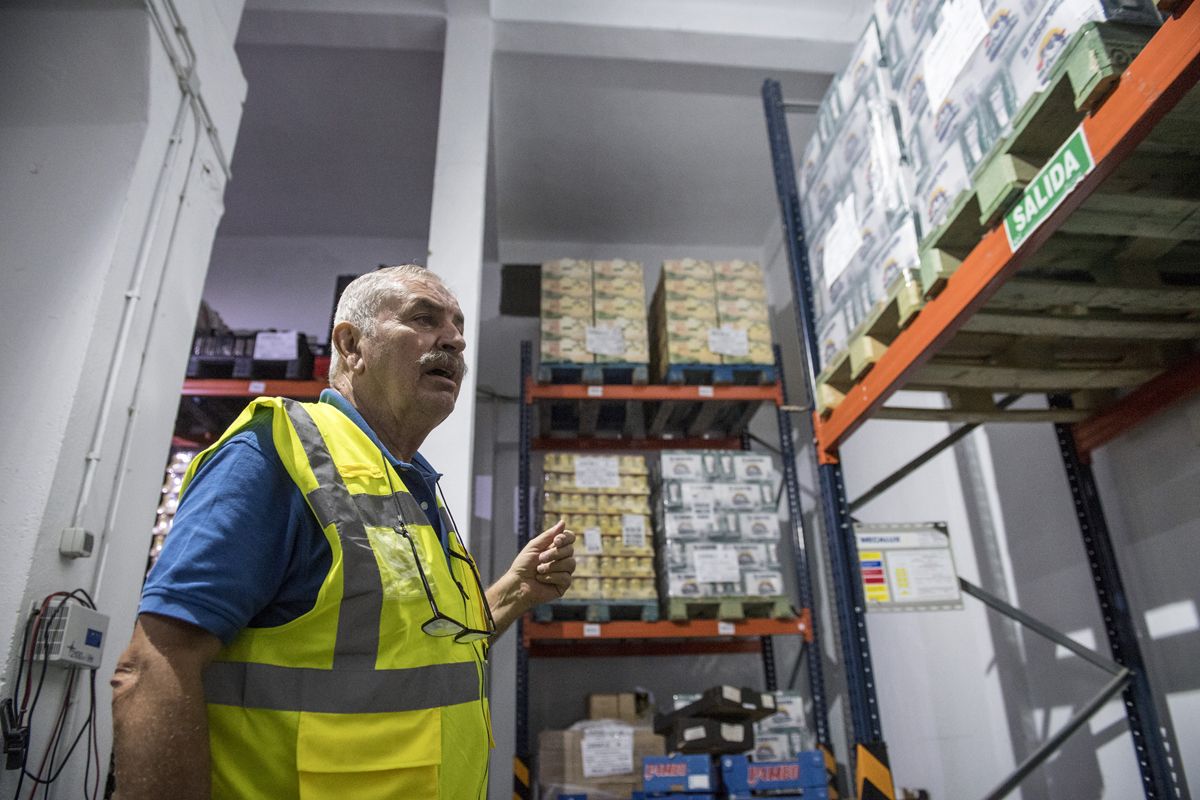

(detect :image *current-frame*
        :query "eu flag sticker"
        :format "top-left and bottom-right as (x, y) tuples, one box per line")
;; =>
(85, 628), (103, 647)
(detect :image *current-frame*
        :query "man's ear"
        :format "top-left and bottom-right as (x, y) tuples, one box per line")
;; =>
(332, 322), (366, 374)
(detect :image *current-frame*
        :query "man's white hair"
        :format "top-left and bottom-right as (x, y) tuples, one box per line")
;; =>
(327, 264), (446, 383)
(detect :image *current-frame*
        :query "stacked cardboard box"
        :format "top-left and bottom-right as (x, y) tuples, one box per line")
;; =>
(543, 453), (656, 601)
(538, 724), (665, 797)
(751, 691), (814, 762)
(540, 259), (650, 366)
(540, 259), (593, 364)
(594, 259), (651, 364)
(882, 0), (1161, 237)
(798, 17), (919, 367)
(656, 451), (786, 601)
(802, 0), (1161, 365)
(649, 259), (775, 380)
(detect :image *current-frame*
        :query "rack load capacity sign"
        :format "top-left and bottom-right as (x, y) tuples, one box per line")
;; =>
(855, 523), (962, 612)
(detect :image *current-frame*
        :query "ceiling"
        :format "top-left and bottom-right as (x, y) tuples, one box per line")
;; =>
(220, 0), (870, 250)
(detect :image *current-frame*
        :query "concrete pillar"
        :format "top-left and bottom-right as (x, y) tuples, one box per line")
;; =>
(423, 0), (494, 544)
(0, 3), (244, 794)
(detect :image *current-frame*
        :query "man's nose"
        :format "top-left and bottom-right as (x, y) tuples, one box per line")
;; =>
(438, 321), (466, 353)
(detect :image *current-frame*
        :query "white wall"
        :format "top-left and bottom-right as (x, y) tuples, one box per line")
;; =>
(0, 3), (244, 795)
(204, 234), (431, 341)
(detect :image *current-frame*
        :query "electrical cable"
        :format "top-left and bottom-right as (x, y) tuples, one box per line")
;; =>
(9, 591), (100, 800)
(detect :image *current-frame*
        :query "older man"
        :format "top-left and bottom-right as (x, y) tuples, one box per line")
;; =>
(112, 265), (575, 799)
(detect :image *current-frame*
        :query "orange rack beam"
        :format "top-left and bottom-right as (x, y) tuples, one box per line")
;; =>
(523, 613), (811, 659)
(814, 2), (1200, 459)
(182, 378), (327, 398)
(526, 377), (783, 405)
(1073, 352), (1200, 458)
(532, 437), (743, 451)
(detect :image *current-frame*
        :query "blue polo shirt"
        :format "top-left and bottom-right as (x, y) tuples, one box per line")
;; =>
(141, 389), (447, 644)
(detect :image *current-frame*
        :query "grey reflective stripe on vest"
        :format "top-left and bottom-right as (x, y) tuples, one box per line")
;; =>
(283, 400), (381, 669)
(204, 660), (480, 713)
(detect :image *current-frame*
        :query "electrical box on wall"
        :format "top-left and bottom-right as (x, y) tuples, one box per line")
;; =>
(36, 604), (109, 669)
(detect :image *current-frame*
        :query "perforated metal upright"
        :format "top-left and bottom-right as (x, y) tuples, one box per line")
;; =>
(513, 341), (535, 800)
(762, 80), (893, 797)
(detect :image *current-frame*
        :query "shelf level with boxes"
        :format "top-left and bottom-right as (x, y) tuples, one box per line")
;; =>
(514, 339), (836, 799)
(762, 2), (1199, 796)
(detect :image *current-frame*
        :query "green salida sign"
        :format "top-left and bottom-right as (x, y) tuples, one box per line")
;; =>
(1003, 125), (1095, 250)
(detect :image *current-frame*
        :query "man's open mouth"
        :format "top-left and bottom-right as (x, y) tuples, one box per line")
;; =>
(426, 367), (456, 379)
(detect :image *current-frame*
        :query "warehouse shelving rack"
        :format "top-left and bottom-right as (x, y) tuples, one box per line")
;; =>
(513, 340), (836, 799)
(762, 4), (1199, 798)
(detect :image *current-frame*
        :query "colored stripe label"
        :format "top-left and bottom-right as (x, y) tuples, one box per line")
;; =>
(1003, 125), (1094, 250)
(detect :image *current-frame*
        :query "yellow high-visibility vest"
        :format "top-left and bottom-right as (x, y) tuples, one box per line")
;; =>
(181, 397), (493, 799)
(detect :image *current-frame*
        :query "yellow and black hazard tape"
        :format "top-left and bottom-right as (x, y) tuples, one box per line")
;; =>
(818, 743), (840, 799)
(513, 755), (532, 800)
(856, 741), (895, 800)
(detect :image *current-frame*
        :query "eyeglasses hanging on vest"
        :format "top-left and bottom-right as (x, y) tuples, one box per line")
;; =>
(384, 461), (496, 643)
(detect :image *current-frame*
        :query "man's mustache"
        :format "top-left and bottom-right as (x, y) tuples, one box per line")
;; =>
(418, 350), (468, 379)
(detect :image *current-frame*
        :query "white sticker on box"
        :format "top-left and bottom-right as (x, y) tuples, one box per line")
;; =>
(922, 0), (989, 108)
(585, 325), (626, 356)
(581, 726), (634, 778)
(720, 723), (746, 743)
(707, 326), (750, 357)
(683, 725), (706, 742)
(621, 514), (646, 548)
(253, 331), (299, 361)
(722, 686), (742, 703)
(822, 195), (862, 287)
(688, 775), (712, 790)
(583, 527), (603, 555)
(692, 545), (741, 584)
(574, 456), (620, 490)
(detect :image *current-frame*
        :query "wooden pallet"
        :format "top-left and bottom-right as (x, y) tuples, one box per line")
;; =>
(665, 596), (792, 622)
(919, 21), (1157, 298)
(847, 270), (926, 381)
(814, 270), (925, 416)
(532, 599), (659, 623)
(662, 363), (777, 386)
(537, 362), (649, 385)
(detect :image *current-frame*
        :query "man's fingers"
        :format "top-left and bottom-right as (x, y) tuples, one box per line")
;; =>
(538, 556), (576, 575)
(529, 519), (566, 548)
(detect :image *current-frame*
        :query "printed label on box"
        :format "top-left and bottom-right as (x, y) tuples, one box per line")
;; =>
(586, 325), (626, 356)
(662, 453), (705, 479)
(923, 0), (989, 108)
(707, 326), (750, 357)
(581, 726), (634, 778)
(720, 723), (746, 743)
(740, 513), (780, 541)
(583, 527), (603, 555)
(680, 483), (717, 514)
(253, 331), (299, 361)
(822, 194), (862, 287)
(692, 544), (741, 584)
(621, 514), (647, 548)
(574, 456), (621, 490)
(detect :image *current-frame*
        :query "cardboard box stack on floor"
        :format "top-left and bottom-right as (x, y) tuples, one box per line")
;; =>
(656, 451), (786, 602)
(649, 259), (775, 380)
(542, 453), (656, 602)
(538, 721), (665, 798)
(673, 690), (814, 762)
(540, 259), (650, 366)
